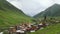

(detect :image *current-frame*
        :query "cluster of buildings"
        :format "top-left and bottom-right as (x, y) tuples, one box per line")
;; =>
(8, 22), (48, 34)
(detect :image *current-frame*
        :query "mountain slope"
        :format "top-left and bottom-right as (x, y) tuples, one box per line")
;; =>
(0, 0), (33, 30)
(34, 4), (60, 18)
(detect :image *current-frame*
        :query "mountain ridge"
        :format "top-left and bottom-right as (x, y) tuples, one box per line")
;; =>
(34, 4), (60, 18)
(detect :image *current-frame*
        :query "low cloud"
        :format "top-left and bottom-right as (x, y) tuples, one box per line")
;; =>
(7, 0), (60, 16)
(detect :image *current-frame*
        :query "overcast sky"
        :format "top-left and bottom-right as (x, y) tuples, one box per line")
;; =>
(7, 0), (60, 16)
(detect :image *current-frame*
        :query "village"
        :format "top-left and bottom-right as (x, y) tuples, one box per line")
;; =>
(7, 22), (48, 34)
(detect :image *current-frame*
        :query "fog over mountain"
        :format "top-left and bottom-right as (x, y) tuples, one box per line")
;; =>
(7, 0), (60, 16)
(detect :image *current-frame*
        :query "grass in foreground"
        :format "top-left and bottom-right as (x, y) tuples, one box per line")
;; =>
(28, 23), (60, 34)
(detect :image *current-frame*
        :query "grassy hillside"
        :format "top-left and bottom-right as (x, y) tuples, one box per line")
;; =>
(34, 4), (60, 18)
(0, 0), (33, 31)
